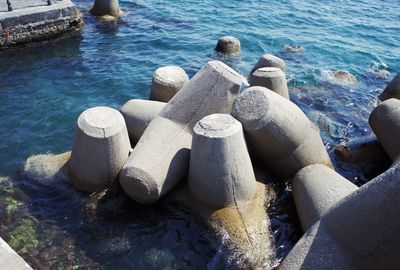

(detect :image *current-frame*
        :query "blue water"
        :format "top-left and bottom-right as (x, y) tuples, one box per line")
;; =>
(0, 0), (399, 268)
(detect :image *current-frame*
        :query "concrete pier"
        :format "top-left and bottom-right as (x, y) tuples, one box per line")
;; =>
(0, 0), (82, 49)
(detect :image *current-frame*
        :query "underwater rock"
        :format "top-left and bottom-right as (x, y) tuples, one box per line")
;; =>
(89, 0), (121, 18)
(119, 61), (243, 204)
(379, 72), (400, 101)
(22, 152), (71, 185)
(215, 36), (241, 56)
(250, 53), (285, 74)
(150, 66), (189, 103)
(283, 44), (304, 52)
(70, 106), (131, 192)
(249, 67), (289, 99)
(120, 99), (165, 142)
(333, 70), (358, 84)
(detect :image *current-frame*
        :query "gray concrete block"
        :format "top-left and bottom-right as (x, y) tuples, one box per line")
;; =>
(89, 0), (121, 17)
(250, 53), (285, 75)
(215, 36), (241, 55)
(188, 114), (256, 207)
(149, 66), (189, 102)
(119, 61), (243, 204)
(249, 67), (289, 99)
(120, 99), (165, 142)
(369, 98), (400, 162)
(231, 86), (332, 180)
(70, 106), (131, 192)
(0, 238), (32, 270)
(292, 164), (358, 232)
(379, 72), (400, 101)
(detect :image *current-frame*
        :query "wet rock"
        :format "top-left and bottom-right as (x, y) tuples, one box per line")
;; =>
(215, 36), (241, 56)
(283, 44), (304, 52)
(89, 0), (121, 18)
(333, 70), (358, 84)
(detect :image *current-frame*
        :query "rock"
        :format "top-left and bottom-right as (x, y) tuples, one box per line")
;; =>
(70, 106), (131, 192)
(149, 66), (189, 102)
(249, 67), (289, 99)
(283, 44), (304, 52)
(119, 61), (243, 204)
(120, 99), (165, 142)
(250, 53), (285, 75)
(231, 86), (333, 180)
(292, 164), (358, 231)
(333, 70), (358, 84)
(89, 0), (121, 18)
(188, 114), (256, 207)
(215, 36), (241, 56)
(379, 72), (400, 101)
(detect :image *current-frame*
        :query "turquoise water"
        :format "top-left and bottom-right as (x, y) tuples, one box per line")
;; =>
(0, 0), (399, 268)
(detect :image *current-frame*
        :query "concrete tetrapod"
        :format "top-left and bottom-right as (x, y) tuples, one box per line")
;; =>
(188, 114), (256, 208)
(369, 98), (400, 164)
(379, 72), (400, 101)
(292, 164), (358, 232)
(231, 86), (333, 180)
(149, 66), (189, 102)
(89, 0), (121, 17)
(119, 61), (243, 204)
(215, 36), (241, 56)
(250, 53), (285, 75)
(70, 106), (131, 192)
(249, 67), (289, 99)
(280, 163), (400, 269)
(120, 99), (165, 142)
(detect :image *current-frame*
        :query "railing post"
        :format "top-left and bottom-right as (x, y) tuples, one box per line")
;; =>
(7, 0), (13, 11)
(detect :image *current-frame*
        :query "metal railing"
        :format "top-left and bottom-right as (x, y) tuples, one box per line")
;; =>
(6, 0), (53, 12)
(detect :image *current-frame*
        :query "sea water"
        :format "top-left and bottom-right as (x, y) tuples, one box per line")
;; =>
(0, 0), (399, 268)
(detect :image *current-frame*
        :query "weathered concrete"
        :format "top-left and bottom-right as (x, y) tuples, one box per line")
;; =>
(188, 114), (256, 207)
(120, 99), (165, 142)
(379, 72), (400, 101)
(215, 36), (241, 55)
(119, 60), (243, 204)
(280, 163), (400, 269)
(70, 106), (131, 192)
(0, 237), (32, 270)
(149, 66), (189, 102)
(369, 98), (400, 163)
(249, 67), (289, 99)
(89, 0), (121, 18)
(231, 86), (332, 180)
(292, 164), (358, 232)
(0, 0), (82, 49)
(250, 53), (285, 75)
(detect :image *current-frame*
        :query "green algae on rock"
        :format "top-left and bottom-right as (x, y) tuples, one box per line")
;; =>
(9, 219), (39, 254)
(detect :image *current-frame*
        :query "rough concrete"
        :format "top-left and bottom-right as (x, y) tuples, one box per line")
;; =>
(119, 61), (243, 204)
(89, 0), (121, 17)
(120, 99), (165, 142)
(369, 98), (400, 162)
(188, 114), (256, 207)
(0, 0), (82, 49)
(231, 86), (332, 180)
(0, 237), (32, 270)
(292, 164), (358, 232)
(70, 106), (131, 192)
(149, 66), (189, 102)
(379, 72), (400, 101)
(250, 53), (285, 75)
(249, 67), (289, 99)
(215, 36), (240, 55)
(280, 163), (400, 269)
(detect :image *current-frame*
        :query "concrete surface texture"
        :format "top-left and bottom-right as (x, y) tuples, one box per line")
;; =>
(0, 238), (32, 270)
(231, 86), (332, 180)
(280, 163), (400, 269)
(149, 66), (189, 102)
(70, 106), (131, 192)
(379, 72), (400, 101)
(292, 164), (358, 231)
(89, 0), (121, 17)
(369, 98), (400, 162)
(215, 35), (241, 55)
(250, 53), (285, 74)
(119, 60), (243, 204)
(188, 114), (256, 207)
(120, 99), (165, 142)
(0, 0), (61, 12)
(249, 67), (289, 99)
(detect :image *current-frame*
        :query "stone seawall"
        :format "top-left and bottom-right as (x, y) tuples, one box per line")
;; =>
(0, 0), (82, 49)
